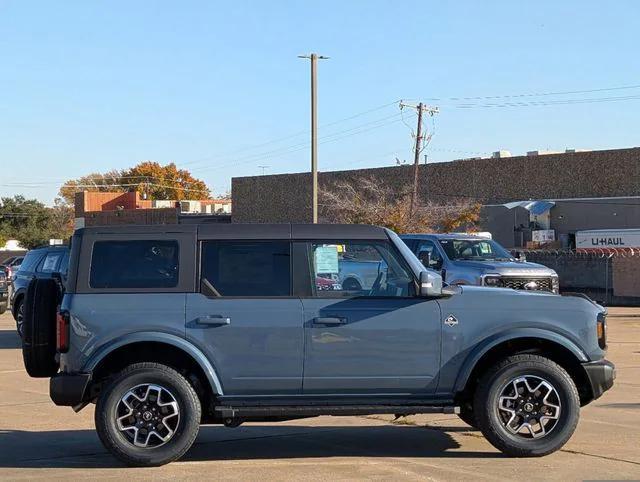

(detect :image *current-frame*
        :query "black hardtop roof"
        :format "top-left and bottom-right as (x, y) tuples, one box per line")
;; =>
(76, 223), (390, 240)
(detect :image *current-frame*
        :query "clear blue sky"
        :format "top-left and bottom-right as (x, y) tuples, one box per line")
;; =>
(1, 0), (639, 204)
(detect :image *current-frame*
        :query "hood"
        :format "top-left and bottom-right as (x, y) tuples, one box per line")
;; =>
(449, 259), (557, 276)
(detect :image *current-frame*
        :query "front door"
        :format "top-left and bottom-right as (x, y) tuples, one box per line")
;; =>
(299, 240), (442, 395)
(186, 240), (304, 396)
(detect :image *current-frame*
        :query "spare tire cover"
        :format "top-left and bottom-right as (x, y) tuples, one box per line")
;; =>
(22, 278), (59, 378)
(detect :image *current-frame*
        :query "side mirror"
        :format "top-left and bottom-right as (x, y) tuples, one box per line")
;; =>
(515, 251), (526, 262)
(419, 270), (443, 297)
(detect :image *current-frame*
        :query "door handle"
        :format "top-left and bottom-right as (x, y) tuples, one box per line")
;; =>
(313, 316), (346, 326)
(195, 315), (231, 326)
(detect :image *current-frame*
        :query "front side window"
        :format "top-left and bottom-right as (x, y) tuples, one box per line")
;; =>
(416, 240), (443, 270)
(19, 251), (43, 273)
(310, 241), (415, 298)
(201, 241), (291, 297)
(90, 240), (179, 289)
(439, 238), (514, 261)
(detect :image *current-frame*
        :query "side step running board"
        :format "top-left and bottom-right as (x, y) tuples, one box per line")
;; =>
(215, 405), (460, 419)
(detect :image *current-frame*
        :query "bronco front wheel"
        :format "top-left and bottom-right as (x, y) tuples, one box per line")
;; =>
(474, 354), (580, 457)
(95, 363), (201, 466)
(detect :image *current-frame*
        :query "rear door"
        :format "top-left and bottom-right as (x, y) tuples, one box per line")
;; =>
(298, 239), (442, 395)
(185, 239), (304, 396)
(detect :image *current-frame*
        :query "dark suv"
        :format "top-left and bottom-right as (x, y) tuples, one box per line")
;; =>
(10, 245), (69, 335)
(21, 224), (614, 466)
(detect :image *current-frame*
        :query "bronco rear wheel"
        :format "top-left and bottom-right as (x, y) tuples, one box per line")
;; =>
(474, 354), (580, 457)
(95, 362), (201, 467)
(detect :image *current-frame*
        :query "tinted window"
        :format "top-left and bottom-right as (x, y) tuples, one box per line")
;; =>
(415, 240), (443, 270)
(439, 238), (513, 261)
(59, 250), (70, 275)
(201, 241), (291, 296)
(18, 251), (44, 273)
(38, 251), (63, 273)
(310, 241), (415, 298)
(90, 240), (179, 289)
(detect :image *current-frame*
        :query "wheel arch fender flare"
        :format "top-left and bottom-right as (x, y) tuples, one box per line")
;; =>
(453, 328), (589, 393)
(84, 331), (224, 396)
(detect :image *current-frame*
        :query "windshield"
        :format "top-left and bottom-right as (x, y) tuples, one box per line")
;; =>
(438, 238), (514, 261)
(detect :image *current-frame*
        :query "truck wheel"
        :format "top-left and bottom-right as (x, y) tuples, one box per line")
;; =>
(0, 302), (7, 315)
(22, 279), (59, 377)
(95, 363), (201, 467)
(13, 296), (24, 336)
(474, 354), (580, 457)
(457, 403), (477, 429)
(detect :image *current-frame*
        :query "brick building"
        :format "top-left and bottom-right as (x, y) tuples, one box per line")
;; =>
(74, 191), (231, 227)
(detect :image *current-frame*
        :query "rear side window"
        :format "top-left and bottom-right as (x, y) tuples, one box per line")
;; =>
(90, 240), (179, 289)
(38, 251), (64, 273)
(201, 241), (291, 296)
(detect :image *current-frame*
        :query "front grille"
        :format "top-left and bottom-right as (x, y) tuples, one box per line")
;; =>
(499, 277), (553, 292)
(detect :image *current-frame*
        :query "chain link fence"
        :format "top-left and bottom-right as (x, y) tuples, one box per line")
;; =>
(520, 249), (640, 306)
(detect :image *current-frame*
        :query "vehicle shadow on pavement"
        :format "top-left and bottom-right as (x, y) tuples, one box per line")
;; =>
(0, 424), (499, 468)
(0, 329), (20, 349)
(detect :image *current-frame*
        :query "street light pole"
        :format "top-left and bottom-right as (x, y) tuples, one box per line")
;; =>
(299, 53), (328, 223)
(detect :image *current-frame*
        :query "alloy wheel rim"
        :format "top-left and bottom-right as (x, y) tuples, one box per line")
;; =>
(115, 383), (180, 448)
(17, 303), (24, 336)
(497, 375), (561, 439)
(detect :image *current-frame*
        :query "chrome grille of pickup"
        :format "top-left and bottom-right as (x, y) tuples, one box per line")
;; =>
(499, 277), (553, 292)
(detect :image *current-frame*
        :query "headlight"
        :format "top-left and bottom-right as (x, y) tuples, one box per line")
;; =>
(551, 275), (560, 294)
(597, 312), (607, 349)
(483, 275), (501, 287)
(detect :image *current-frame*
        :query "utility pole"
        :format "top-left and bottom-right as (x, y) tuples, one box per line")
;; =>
(298, 53), (329, 223)
(399, 101), (439, 215)
(258, 165), (270, 175)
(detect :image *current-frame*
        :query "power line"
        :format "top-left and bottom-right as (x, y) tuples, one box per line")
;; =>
(448, 94), (640, 109)
(190, 113), (414, 174)
(424, 83), (640, 102)
(180, 99), (401, 168)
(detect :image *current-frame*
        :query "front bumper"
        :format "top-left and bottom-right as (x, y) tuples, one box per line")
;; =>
(582, 359), (615, 401)
(50, 372), (92, 406)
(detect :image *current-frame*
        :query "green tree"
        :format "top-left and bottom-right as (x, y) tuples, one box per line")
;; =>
(0, 196), (53, 249)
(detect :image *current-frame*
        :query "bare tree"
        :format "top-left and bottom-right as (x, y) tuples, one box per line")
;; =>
(319, 176), (481, 234)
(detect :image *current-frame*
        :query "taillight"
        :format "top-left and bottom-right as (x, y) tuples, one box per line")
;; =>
(597, 312), (607, 350)
(56, 311), (70, 353)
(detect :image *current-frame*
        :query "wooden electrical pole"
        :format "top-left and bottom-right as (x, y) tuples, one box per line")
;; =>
(399, 101), (439, 215)
(411, 102), (424, 215)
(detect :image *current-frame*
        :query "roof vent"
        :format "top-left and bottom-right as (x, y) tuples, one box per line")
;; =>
(492, 150), (512, 158)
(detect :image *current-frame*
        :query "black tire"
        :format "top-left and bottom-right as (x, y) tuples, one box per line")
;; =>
(457, 403), (478, 429)
(95, 363), (201, 467)
(474, 354), (580, 457)
(22, 278), (59, 378)
(0, 302), (7, 315)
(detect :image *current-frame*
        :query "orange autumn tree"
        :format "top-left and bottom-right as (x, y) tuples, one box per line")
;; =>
(59, 162), (211, 204)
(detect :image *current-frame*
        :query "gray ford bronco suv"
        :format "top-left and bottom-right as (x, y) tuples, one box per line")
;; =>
(21, 223), (614, 466)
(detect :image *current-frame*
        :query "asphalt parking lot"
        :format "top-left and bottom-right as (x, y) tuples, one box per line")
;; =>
(0, 309), (639, 480)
